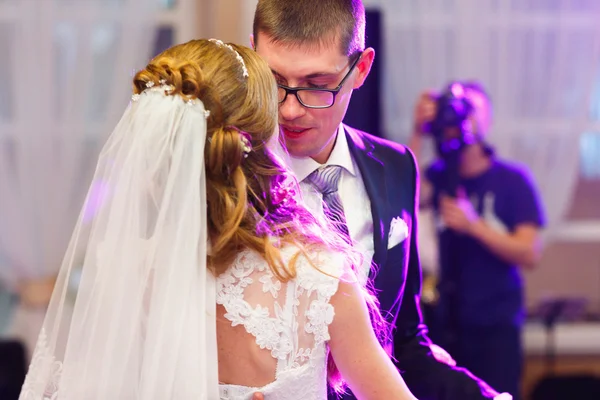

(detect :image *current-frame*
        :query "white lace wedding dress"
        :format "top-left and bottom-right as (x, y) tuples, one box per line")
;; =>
(217, 245), (343, 400)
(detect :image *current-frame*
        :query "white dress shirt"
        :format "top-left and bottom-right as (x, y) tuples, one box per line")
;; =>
(288, 125), (374, 280)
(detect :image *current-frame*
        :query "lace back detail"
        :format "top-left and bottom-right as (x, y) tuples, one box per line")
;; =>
(216, 247), (342, 398)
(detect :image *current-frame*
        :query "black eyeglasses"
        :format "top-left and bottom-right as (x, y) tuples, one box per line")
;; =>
(277, 52), (363, 109)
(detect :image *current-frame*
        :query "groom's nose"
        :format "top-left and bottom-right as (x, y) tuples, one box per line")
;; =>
(279, 92), (307, 121)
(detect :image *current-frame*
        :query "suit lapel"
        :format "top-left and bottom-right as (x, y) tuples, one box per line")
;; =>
(344, 126), (389, 275)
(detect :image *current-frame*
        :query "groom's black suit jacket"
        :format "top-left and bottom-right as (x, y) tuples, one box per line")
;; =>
(338, 125), (494, 400)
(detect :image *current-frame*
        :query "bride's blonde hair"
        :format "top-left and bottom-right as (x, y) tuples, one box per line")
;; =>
(133, 39), (389, 392)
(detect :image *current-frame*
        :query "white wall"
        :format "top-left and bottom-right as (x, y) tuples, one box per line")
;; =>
(196, 0), (257, 45)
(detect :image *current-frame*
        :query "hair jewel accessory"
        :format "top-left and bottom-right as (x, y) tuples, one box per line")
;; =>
(271, 178), (298, 209)
(132, 79), (176, 102)
(130, 88), (208, 117)
(240, 136), (251, 158)
(239, 131), (252, 158)
(226, 126), (252, 157)
(131, 79), (208, 117)
(208, 38), (249, 78)
(181, 97), (211, 119)
(132, 81), (206, 115)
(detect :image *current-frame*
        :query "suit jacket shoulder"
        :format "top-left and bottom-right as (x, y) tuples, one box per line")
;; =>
(344, 124), (419, 186)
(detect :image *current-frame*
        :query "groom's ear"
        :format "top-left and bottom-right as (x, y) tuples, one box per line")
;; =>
(250, 34), (255, 50)
(353, 47), (375, 90)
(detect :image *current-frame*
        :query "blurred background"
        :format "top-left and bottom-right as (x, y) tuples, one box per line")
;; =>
(1, 0), (599, 399)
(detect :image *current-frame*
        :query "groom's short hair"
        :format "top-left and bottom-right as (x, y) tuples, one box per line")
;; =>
(253, 0), (366, 57)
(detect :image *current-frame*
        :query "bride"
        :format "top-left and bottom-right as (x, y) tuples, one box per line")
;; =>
(18, 39), (418, 400)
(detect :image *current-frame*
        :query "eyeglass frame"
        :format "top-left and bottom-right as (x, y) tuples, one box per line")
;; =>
(276, 51), (364, 109)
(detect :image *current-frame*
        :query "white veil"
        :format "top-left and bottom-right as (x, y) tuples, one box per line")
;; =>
(19, 85), (219, 399)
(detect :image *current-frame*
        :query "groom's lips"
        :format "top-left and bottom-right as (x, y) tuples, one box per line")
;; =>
(281, 125), (310, 140)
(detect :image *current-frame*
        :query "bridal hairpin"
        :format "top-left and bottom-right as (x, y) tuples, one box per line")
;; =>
(226, 126), (252, 158)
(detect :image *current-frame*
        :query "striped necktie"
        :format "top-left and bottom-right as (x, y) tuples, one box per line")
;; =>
(305, 165), (351, 242)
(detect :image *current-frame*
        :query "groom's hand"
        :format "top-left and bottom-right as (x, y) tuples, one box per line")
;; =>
(252, 393), (264, 400)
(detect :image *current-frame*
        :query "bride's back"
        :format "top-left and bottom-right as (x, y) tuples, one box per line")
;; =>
(216, 245), (342, 399)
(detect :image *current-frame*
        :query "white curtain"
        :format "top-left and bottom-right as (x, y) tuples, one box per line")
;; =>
(0, 0), (158, 356)
(364, 0), (600, 239)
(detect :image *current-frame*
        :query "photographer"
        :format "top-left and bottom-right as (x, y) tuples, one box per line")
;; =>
(409, 81), (546, 400)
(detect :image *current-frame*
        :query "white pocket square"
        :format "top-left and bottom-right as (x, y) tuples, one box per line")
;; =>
(388, 216), (409, 249)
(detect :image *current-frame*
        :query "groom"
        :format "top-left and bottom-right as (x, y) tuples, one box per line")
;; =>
(251, 0), (508, 399)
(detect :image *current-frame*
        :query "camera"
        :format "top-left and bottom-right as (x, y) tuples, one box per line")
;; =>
(425, 82), (475, 158)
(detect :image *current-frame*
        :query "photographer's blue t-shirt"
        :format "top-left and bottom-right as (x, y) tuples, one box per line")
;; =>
(427, 159), (545, 327)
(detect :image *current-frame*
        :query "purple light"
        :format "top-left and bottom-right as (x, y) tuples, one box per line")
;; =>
(82, 180), (110, 222)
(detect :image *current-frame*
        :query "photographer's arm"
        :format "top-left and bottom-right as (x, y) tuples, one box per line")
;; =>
(468, 220), (541, 269)
(440, 168), (545, 270)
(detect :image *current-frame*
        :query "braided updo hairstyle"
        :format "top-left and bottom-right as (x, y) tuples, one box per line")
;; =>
(132, 39), (321, 279)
